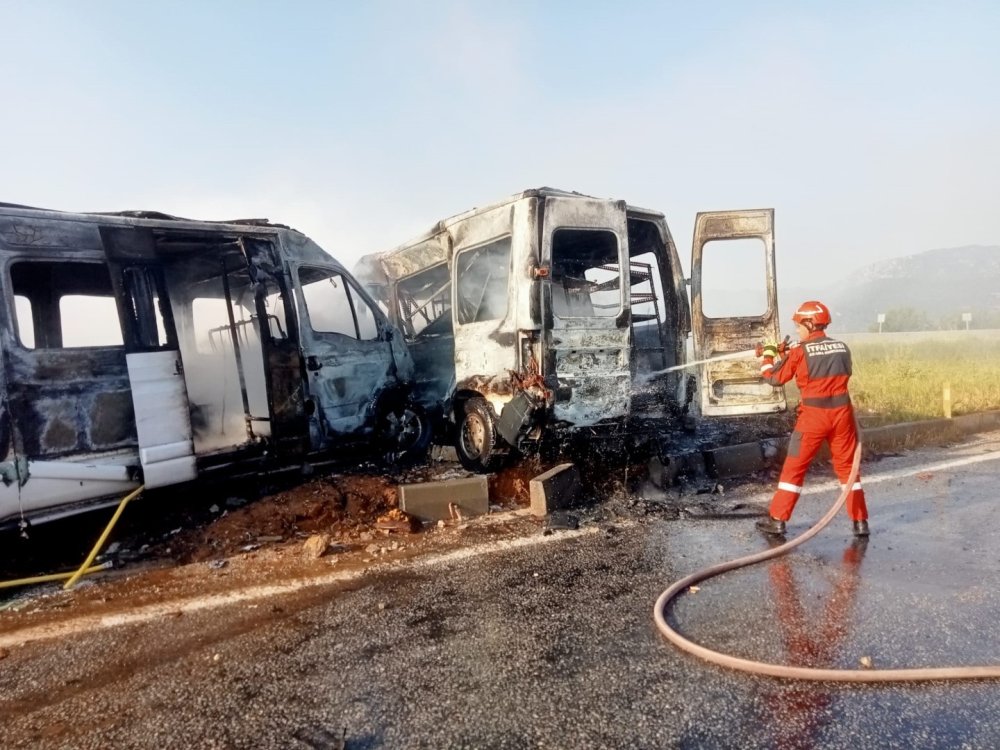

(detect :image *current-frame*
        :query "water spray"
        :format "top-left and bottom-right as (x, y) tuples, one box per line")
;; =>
(640, 348), (758, 382)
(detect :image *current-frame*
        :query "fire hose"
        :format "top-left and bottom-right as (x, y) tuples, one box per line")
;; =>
(653, 440), (1000, 681)
(0, 485), (143, 593)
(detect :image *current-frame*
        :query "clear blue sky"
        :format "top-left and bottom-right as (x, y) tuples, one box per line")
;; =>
(1, 1), (998, 288)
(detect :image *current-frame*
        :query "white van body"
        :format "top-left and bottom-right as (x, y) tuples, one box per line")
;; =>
(0, 203), (425, 528)
(355, 188), (785, 471)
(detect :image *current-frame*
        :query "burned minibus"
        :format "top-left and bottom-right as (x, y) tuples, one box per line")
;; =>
(354, 188), (785, 472)
(0, 203), (428, 529)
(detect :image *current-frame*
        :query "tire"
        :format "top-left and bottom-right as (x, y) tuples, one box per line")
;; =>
(455, 397), (508, 473)
(379, 402), (432, 466)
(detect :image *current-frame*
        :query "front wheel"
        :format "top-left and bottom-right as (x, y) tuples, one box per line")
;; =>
(379, 403), (432, 466)
(455, 397), (508, 473)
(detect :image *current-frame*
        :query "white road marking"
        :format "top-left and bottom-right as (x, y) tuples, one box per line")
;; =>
(3, 449), (997, 649)
(0, 525), (600, 648)
(744, 448), (1000, 504)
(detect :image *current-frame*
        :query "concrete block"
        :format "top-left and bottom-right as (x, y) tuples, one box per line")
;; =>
(648, 452), (705, 488)
(704, 442), (766, 478)
(952, 411), (1000, 433)
(399, 476), (489, 522)
(529, 463), (580, 517)
(861, 419), (955, 452)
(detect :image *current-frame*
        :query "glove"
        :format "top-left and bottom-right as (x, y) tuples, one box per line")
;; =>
(755, 335), (792, 358)
(755, 341), (778, 359)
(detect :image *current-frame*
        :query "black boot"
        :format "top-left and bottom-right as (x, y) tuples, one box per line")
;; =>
(756, 517), (786, 535)
(853, 520), (870, 537)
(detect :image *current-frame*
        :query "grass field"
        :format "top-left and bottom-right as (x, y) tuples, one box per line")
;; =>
(848, 339), (1000, 424)
(782, 338), (1000, 425)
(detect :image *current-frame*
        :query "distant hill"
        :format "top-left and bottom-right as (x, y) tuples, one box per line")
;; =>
(779, 245), (1000, 333)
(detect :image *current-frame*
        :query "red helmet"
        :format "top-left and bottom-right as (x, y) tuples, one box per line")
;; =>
(792, 300), (831, 328)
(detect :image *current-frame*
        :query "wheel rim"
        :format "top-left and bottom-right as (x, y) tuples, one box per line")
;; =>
(395, 409), (423, 451)
(461, 414), (486, 459)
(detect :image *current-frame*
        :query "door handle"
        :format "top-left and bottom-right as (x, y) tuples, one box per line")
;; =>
(306, 355), (323, 371)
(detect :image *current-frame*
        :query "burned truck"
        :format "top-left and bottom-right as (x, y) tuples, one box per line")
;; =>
(0, 203), (428, 529)
(354, 188), (786, 471)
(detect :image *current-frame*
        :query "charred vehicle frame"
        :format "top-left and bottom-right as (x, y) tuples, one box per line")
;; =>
(355, 188), (786, 472)
(0, 203), (428, 530)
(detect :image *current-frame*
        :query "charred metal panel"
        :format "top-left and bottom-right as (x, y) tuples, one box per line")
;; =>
(512, 198), (542, 333)
(3, 346), (136, 458)
(0, 218), (103, 251)
(451, 204), (519, 418)
(700, 212), (771, 238)
(379, 235), (451, 283)
(275, 231), (340, 265)
(244, 237), (308, 456)
(125, 350), (197, 488)
(550, 336), (631, 426)
(457, 373), (515, 397)
(496, 391), (542, 446)
(3, 457), (139, 518)
(91, 391), (137, 445)
(291, 259), (408, 447)
(303, 333), (397, 438)
(540, 196), (632, 427)
(0, 376), (8, 461)
(0, 221), (142, 467)
(553, 372), (631, 426)
(354, 247), (444, 416)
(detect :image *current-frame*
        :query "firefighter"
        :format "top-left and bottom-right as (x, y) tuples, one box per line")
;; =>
(755, 300), (870, 537)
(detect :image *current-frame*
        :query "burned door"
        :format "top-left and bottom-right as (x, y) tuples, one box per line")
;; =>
(239, 239), (308, 457)
(100, 226), (197, 488)
(689, 209), (786, 416)
(150, 232), (304, 459)
(292, 264), (399, 444)
(451, 214), (516, 400)
(540, 196), (632, 427)
(393, 260), (454, 413)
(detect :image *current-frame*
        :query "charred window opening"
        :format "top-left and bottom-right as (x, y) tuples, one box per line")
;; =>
(161, 239), (280, 450)
(11, 261), (124, 349)
(397, 263), (451, 340)
(362, 283), (391, 317)
(298, 266), (379, 341)
(188, 281), (289, 356)
(455, 237), (511, 325)
(627, 219), (674, 375)
(701, 238), (768, 318)
(120, 267), (173, 350)
(550, 229), (621, 318)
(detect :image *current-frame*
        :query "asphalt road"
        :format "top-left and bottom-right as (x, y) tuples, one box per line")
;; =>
(2, 433), (999, 749)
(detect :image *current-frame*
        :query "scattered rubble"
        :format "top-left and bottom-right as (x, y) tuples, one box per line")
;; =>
(302, 535), (330, 559)
(543, 511), (579, 533)
(375, 508), (421, 534)
(0, 427), (794, 620)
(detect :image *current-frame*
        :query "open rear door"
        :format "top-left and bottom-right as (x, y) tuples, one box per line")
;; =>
(690, 209), (786, 416)
(100, 226), (198, 488)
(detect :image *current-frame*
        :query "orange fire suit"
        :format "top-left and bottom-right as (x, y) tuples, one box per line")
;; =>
(761, 331), (868, 522)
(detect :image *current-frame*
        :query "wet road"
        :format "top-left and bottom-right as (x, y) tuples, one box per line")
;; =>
(1, 434), (999, 749)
